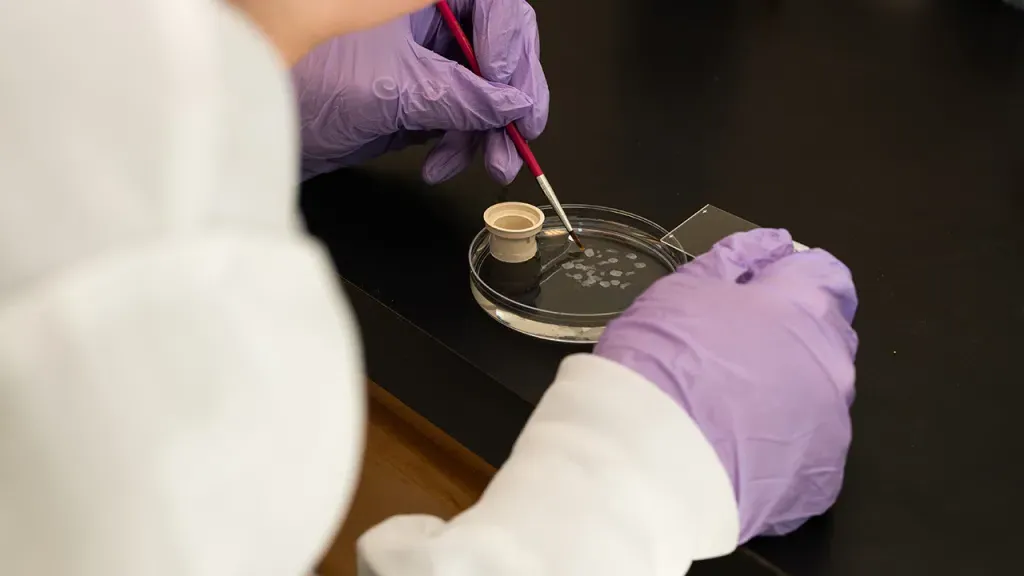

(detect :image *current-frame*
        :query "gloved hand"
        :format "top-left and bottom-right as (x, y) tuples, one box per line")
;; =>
(292, 0), (549, 183)
(595, 229), (859, 543)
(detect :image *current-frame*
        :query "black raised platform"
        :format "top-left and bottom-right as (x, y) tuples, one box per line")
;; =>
(301, 1), (1024, 574)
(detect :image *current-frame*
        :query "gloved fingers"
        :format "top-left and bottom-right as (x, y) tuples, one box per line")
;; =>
(757, 249), (859, 408)
(681, 228), (796, 283)
(422, 131), (479, 184)
(472, 0), (549, 139)
(757, 249), (859, 326)
(482, 129), (523, 184)
(422, 129), (524, 185)
(401, 44), (534, 132)
(504, 29), (548, 139)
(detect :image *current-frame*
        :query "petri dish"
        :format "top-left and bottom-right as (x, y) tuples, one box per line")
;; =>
(469, 204), (684, 343)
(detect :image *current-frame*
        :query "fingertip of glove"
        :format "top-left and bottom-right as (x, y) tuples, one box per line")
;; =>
(719, 228), (795, 257)
(443, 57), (533, 110)
(516, 105), (548, 141)
(421, 161), (457, 185)
(764, 248), (857, 294)
(484, 162), (518, 186)
(423, 149), (472, 185)
(686, 228), (796, 283)
(757, 249), (860, 347)
(483, 131), (521, 185)
(486, 82), (535, 120)
(797, 249), (860, 324)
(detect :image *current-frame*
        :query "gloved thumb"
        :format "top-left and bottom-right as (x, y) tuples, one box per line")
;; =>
(682, 228), (796, 283)
(400, 45), (534, 133)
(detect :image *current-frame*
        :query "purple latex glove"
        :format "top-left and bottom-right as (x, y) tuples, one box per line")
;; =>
(292, 0), (549, 183)
(595, 229), (859, 543)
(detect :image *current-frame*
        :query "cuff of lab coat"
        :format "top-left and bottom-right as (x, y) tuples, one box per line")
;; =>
(553, 353), (739, 559)
(359, 353), (738, 576)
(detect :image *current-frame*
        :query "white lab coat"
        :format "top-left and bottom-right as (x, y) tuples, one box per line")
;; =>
(0, 1), (739, 575)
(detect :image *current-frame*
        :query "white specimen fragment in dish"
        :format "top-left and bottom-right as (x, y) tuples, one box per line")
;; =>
(584, 248), (595, 257)
(610, 280), (620, 286)
(626, 253), (637, 260)
(634, 262), (646, 269)
(599, 281), (611, 288)
(609, 270), (623, 277)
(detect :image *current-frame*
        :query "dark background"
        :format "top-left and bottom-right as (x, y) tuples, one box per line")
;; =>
(302, 1), (1024, 574)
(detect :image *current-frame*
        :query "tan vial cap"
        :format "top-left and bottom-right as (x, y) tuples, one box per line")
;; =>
(483, 202), (545, 264)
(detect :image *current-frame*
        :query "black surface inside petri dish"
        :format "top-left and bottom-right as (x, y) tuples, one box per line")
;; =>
(478, 235), (671, 315)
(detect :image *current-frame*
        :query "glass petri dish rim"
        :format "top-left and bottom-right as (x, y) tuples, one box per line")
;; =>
(468, 203), (679, 324)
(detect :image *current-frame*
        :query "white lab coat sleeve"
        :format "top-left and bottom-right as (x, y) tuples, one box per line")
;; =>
(0, 234), (367, 576)
(2, 1), (368, 574)
(357, 353), (740, 576)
